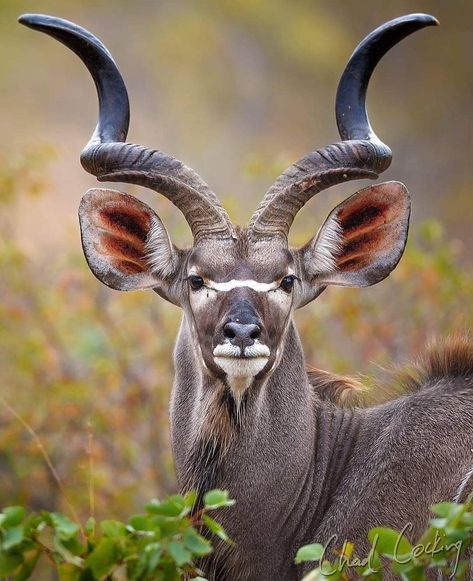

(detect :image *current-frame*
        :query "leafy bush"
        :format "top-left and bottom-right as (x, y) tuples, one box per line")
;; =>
(297, 498), (473, 580)
(0, 490), (233, 580)
(1, 492), (472, 579)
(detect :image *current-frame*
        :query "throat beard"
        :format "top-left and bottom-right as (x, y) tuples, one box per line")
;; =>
(181, 386), (248, 500)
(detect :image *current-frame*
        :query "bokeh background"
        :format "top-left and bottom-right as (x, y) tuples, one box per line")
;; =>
(0, 0), (472, 524)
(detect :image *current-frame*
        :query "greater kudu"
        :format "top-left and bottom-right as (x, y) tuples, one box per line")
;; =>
(20, 12), (473, 580)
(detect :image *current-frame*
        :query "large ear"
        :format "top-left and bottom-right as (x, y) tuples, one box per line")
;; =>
(79, 188), (178, 291)
(302, 181), (410, 287)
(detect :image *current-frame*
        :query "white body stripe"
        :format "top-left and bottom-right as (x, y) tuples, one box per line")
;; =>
(453, 467), (473, 503)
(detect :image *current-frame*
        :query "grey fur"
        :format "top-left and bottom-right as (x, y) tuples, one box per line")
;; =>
(170, 305), (473, 580)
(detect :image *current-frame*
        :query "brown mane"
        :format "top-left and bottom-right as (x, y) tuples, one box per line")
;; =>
(307, 334), (473, 407)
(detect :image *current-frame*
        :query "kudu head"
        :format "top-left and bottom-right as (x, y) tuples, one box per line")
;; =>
(20, 13), (437, 394)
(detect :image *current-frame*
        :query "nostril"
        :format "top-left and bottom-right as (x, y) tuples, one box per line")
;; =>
(250, 327), (261, 340)
(224, 323), (236, 339)
(223, 322), (261, 343)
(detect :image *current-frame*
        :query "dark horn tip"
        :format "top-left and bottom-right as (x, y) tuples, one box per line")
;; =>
(335, 12), (438, 143)
(18, 13), (37, 25)
(19, 13), (53, 28)
(405, 13), (439, 27)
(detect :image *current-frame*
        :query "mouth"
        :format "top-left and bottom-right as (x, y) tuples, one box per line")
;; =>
(213, 343), (270, 359)
(213, 343), (270, 377)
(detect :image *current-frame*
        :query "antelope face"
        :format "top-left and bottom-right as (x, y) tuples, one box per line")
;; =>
(185, 239), (296, 385)
(77, 179), (410, 396)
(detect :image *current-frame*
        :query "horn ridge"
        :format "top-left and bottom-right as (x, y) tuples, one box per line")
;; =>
(19, 13), (234, 241)
(249, 13), (438, 241)
(82, 142), (234, 240)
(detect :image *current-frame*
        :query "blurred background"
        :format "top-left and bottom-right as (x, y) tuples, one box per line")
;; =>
(0, 0), (472, 523)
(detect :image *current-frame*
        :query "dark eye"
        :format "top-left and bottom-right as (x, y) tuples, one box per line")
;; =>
(189, 275), (204, 290)
(280, 275), (297, 293)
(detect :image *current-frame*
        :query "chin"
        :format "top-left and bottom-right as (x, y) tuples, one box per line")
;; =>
(214, 356), (269, 379)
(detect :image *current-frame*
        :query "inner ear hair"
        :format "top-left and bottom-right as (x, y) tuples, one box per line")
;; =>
(145, 216), (179, 279)
(304, 215), (344, 275)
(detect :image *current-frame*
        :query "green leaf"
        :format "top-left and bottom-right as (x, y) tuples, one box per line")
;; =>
(369, 527), (412, 560)
(391, 557), (425, 578)
(85, 538), (119, 579)
(85, 517), (96, 536)
(203, 490), (235, 510)
(183, 528), (212, 556)
(417, 525), (442, 549)
(0, 550), (22, 576)
(14, 550), (41, 581)
(57, 562), (81, 581)
(3, 526), (24, 551)
(184, 490), (197, 509)
(167, 541), (192, 567)
(453, 559), (469, 580)
(50, 513), (80, 541)
(128, 553), (147, 581)
(460, 512), (473, 527)
(146, 495), (187, 517)
(144, 542), (163, 572)
(399, 564), (425, 581)
(295, 543), (325, 564)
(203, 515), (230, 543)
(429, 518), (447, 529)
(53, 537), (84, 567)
(101, 520), (127, 538)
(2, 507), (25, 528)
(431, 502), (458, 518)
(128, 514), (152, 532)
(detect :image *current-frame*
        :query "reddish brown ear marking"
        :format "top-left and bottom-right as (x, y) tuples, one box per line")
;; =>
(114, 260), (146, 275)
(97, 205), (150, 243)
(79, 188), (175, 292)
(306, 181), (410, 288)
(337, 186), (402, 238)
(334, 183), (409, 273)
(339, 203), (386, 235)
(337, 223), (398, 271)
(88, 199), (154, 274)
(98, 233), (145, 261)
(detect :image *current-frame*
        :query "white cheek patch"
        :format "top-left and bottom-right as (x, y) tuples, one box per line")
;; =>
(189, 286), (215, 311)
(268, 287), (293, 308)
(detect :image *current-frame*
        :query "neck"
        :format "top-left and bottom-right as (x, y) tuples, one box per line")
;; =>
(171, 318), (312, 488)
(170, 316), (360, 578)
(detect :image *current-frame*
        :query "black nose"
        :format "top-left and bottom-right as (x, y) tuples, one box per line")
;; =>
(223, 322), (261, 350)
